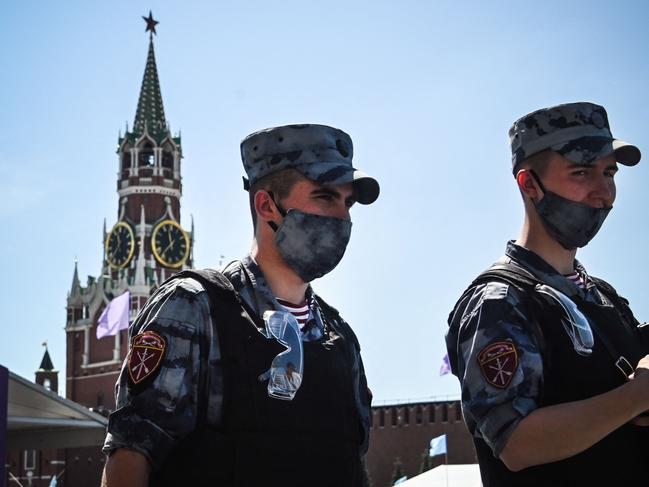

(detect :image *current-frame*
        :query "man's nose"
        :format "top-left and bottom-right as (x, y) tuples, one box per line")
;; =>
(591, 176), (615, 208)
(337, 205), (352, 221)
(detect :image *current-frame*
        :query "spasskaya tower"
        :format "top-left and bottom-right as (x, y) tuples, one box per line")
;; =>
(64, 13), (193, 486)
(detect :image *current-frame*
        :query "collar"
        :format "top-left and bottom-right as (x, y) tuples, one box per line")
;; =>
(221, 254), (325, 339)
(503, 241), (600, 303)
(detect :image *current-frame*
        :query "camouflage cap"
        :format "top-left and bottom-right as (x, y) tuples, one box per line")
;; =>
(240, 124), (380, 205)
(509, 102), (641, 173)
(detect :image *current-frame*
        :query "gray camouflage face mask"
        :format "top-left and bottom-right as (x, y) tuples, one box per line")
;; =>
(531, 171), (611, 250)
(267, 196), (352, 282)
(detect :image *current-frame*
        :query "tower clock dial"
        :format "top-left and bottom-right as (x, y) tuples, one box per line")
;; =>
(151, 219), (189, 269)
(106, 222), (136, 269)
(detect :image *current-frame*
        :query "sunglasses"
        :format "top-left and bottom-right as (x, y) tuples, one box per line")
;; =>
(536, 284), (594, 356)
(261, 310), (304, 400)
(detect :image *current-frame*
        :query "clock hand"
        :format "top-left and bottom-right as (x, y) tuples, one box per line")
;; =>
(161, 239), (175, 257)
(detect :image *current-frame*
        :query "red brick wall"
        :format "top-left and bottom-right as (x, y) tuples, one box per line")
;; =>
(366, 401), (477, 487)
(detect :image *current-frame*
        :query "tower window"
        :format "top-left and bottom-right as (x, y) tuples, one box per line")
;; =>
(121, 152), (131, 172)
(162, 149), (173, 169)
(138, 142), (155, 167)
(43, 378), (51, 391)
(24, 450), (36, 470)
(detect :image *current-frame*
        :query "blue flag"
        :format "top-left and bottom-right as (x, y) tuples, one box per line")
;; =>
(429, 433), (447, 457)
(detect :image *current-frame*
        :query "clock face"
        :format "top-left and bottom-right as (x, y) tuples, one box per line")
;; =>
(151, 219), (190, 269)
(106, 222), (135, 269)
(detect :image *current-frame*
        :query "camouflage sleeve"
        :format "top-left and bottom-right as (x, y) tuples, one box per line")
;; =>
(447, 280), (543, 457)
(102, 277), (213, 470)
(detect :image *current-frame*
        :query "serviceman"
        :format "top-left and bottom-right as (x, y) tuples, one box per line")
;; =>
(101, 124), (379, 487)
(446, 102), (649, 486)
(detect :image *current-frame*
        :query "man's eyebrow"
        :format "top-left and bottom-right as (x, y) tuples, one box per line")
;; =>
(565, 162), (618, 171)
(311, 187), (341, 197)
(565, 162), (589, 169)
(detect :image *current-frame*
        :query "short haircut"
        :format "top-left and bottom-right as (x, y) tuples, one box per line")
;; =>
(515, 149), (554, 199)
(515, 149), (553, 178)
(249, 168), (304, 229)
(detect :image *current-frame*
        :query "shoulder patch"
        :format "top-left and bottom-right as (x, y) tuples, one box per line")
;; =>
(477, 341), (518, 389)
(128, 331), (167, 386)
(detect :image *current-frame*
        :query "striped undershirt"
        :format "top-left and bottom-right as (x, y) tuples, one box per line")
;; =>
(276, 297), (311, 329)
(564, 271), (587, 290)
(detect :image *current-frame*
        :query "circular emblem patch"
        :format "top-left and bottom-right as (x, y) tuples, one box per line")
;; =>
(128, 331), (166, 385)
(591, 111), (605, 129)
(477, 341), (518, 389)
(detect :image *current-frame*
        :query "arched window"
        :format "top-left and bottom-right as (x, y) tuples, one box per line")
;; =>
(161, 142), (174, 170)
(121, 151), (131, 172)
(379, 409), (385, 427)
(138, 141), (155, 167)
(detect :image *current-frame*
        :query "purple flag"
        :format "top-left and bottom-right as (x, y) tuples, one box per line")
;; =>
(96, 291), (131, 339)
(439, 353), (452, 376)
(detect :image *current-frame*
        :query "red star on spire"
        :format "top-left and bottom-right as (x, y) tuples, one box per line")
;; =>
(142, 11), (159, 36)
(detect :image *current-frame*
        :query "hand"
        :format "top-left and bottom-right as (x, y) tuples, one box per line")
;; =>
(627, 355), (649, 381)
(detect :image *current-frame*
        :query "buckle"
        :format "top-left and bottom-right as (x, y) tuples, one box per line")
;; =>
(615, 356), (633, 378)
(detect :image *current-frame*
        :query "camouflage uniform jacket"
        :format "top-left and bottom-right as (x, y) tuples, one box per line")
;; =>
(103, 254), (371, 470)
(445, 240), (640, 457)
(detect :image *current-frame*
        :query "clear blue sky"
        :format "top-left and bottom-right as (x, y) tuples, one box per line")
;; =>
(2, 0), (649, 403)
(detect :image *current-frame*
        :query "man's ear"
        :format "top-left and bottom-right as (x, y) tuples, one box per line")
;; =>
(254, 190), (279, 223)
(516, 169), (542, 200)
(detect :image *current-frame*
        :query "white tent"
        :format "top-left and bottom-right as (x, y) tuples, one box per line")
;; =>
(399, 464), (482, 487)
(6, 370), (108, 450)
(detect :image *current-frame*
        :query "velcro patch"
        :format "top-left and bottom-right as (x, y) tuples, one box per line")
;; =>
(477, 341), (518, 389)
(128, 331), (166, 385)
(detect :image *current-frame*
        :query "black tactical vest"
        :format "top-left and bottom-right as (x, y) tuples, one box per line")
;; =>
(150, 269), (368, 487)
(467, 264), (649, 487)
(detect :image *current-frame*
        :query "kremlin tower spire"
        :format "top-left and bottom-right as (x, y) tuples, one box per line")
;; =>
(133, 12), (167, 141)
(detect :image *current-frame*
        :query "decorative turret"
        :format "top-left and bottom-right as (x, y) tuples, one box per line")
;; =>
(68, 260), (82, 305)
(35, 343), (58, 394)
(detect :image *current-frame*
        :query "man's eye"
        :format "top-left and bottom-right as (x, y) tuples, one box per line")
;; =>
(572, 170), (588, 176)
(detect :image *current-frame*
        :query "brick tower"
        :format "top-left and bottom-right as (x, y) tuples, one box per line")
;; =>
(64, 13), (192, 486)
